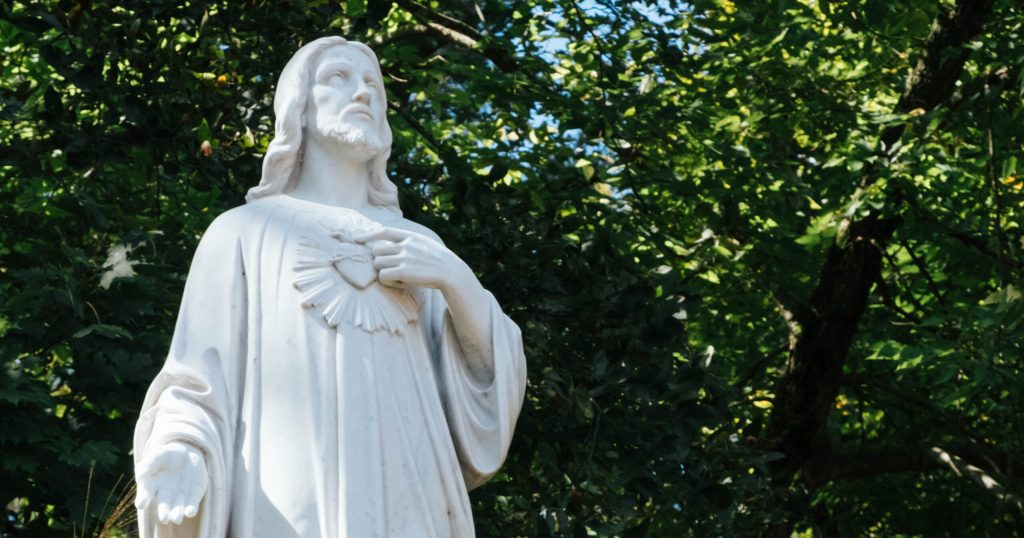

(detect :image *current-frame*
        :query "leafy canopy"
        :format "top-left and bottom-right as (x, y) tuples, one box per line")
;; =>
(1, 0), (1023, 536)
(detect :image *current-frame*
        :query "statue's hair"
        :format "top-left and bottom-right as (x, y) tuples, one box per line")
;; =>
(245, 37), (400, 215)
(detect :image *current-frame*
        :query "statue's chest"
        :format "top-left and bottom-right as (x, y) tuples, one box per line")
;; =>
(290, 213), (421, 335)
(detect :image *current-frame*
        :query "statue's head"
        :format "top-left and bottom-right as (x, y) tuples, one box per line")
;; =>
(246, 37), (399, 215)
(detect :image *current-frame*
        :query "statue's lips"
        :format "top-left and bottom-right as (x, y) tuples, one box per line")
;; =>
(343, 106), (373, 121)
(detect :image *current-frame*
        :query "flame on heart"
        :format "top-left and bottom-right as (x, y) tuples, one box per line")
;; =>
(293, 216), (419, 334)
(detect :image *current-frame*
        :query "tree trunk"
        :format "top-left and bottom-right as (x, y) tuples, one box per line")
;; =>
(762, 0), (997, 530)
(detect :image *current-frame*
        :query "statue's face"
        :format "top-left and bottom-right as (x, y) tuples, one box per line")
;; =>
(306, 45), (385, 161)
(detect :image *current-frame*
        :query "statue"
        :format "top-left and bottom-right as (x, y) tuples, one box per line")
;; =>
(132, 37), (527, 537)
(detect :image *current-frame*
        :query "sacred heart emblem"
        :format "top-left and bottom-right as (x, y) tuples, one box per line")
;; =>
(293, 215), (419, 334)
(330, 240), (377, 290)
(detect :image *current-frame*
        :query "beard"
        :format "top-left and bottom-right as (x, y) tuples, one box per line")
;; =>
(317, 119), (385, 157)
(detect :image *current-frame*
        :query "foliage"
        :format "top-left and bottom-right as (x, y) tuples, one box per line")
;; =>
(1, 0), (1023, 536)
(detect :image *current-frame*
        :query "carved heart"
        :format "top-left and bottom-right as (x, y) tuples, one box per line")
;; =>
(294, 218), (419, 334)
(331, 243), (377, 290)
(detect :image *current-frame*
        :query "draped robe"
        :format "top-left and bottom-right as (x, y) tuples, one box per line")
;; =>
(134, 195), (527, 537)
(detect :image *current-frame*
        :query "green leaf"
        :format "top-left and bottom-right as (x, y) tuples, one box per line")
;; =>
(347, 0), (367, 17)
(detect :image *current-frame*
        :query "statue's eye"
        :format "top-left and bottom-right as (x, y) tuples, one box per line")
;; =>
(331, 71), (348, 83)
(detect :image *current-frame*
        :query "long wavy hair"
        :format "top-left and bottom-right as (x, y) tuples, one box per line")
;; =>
(245, 37), (400, 215)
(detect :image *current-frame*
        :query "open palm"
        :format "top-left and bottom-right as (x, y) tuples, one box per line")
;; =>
(135, 442), (208, 525)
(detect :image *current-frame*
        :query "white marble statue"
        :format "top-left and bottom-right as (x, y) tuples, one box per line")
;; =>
(132, 37), (527, 537)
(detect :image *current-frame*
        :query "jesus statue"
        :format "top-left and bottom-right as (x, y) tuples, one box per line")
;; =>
(132, 37), (528, 538)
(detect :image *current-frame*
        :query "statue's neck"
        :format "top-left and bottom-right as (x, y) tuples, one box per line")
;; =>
(288, 141), (372, 210)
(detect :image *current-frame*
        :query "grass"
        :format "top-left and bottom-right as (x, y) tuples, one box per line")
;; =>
(72, 467), (138, 538)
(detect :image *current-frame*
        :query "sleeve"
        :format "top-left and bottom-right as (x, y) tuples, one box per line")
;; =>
(133, 214), (248, 538)
(428, 289), (528, 491)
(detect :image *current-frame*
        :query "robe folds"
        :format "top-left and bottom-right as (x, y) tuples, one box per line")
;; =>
(134, 195), (528, 538)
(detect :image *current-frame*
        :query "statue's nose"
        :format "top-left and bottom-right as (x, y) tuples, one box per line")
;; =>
(353, 84), (372, 105)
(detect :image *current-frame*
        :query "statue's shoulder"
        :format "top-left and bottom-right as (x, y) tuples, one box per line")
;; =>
(200, 202), (266, 243)
(394, 216), (444, 244)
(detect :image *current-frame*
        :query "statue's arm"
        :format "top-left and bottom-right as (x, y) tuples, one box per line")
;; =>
(392, 231), (527, 490)
(433, 260), (495, 380)
(134, 208), (249, 532)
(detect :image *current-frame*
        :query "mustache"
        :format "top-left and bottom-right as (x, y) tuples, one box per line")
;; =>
(342, 104), (374, 119)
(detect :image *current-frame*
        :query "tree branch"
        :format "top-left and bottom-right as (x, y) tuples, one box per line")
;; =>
(391, 0), (521, 72)
(386, 99), (472, 178)
(369, 23), (433, 49)
(392, 0), (482, 41)
(881, 1), (998, 149)
(897, 237), (947, 307)
(947, 66), (1021, 111)
(904, 194), (1023, 269)
(946, 228), (1023, 269)
(842, 372), (980, 446)
(371, 21), (478, 50)
(805, 445), (1024, 507)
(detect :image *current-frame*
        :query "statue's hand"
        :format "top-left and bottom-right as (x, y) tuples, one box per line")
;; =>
(135, 441), (208, 525)
(358, 225), (494, 372)
(356, 227), (471, 292)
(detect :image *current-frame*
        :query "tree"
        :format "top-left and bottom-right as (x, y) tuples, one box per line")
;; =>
(1, 0), (1022, 536)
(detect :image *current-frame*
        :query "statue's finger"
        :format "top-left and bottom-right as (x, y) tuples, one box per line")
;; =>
(135, 482), (154, 510)
(353, 227), (408, 244)
(169, 496), (185, 525)
(157, 500), (171, 523)
(373, 254), (402, 269)
(371, 242), (402, 256)
(184, 501), (199, 519)
(377, 266), (408, 287)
